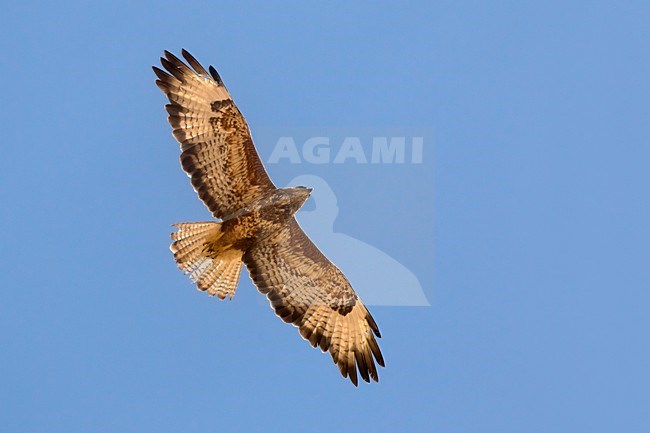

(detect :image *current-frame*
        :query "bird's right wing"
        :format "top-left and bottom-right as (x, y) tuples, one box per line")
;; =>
(154, 49), (276, 219)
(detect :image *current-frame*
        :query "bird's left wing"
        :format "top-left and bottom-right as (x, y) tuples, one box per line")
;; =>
(243, 219), (385, 386)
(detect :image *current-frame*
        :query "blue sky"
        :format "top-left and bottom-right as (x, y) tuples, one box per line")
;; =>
(1, 1), (649, 432)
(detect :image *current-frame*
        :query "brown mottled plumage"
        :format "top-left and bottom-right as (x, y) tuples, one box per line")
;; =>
(154, 49), (384, 386)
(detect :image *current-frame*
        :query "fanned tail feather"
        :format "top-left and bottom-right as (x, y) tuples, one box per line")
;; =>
(170, 222), (243, 300)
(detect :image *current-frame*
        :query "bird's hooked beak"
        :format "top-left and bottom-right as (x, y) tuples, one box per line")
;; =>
(295, 186), (312, 196)
(295, 186), (312, 205)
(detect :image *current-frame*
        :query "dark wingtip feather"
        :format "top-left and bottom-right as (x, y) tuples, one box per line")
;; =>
(355, 350), (371, 383)
(349, 363), (359, 386)
(152, 66), (173, 81)
(155, 79), (171, 93)
(164, 50), (192, 74)
(366, 311), (381, 338)
(208, 65), (223, 85)
(375, 350), (386, 368)
(365, 351), (378, 382)
(163, 50), (180, 64)
(181, 48), (209, 76)
(366, 333), (385, 368)
(160, 57), (185, 81)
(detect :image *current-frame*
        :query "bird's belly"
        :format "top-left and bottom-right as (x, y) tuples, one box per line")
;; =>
(221, 212), (288, 249)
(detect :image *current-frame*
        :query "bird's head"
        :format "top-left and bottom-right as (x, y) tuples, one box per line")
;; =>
(273, 186), (312, 214)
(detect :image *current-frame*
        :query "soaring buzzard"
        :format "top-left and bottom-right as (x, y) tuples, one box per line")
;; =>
(153, 50), (384, 385)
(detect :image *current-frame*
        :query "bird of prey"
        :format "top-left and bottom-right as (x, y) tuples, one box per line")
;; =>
(153, 50), (384, 385)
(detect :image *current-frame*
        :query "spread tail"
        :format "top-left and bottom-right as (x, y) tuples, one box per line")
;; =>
(170, 222), (243, 300)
